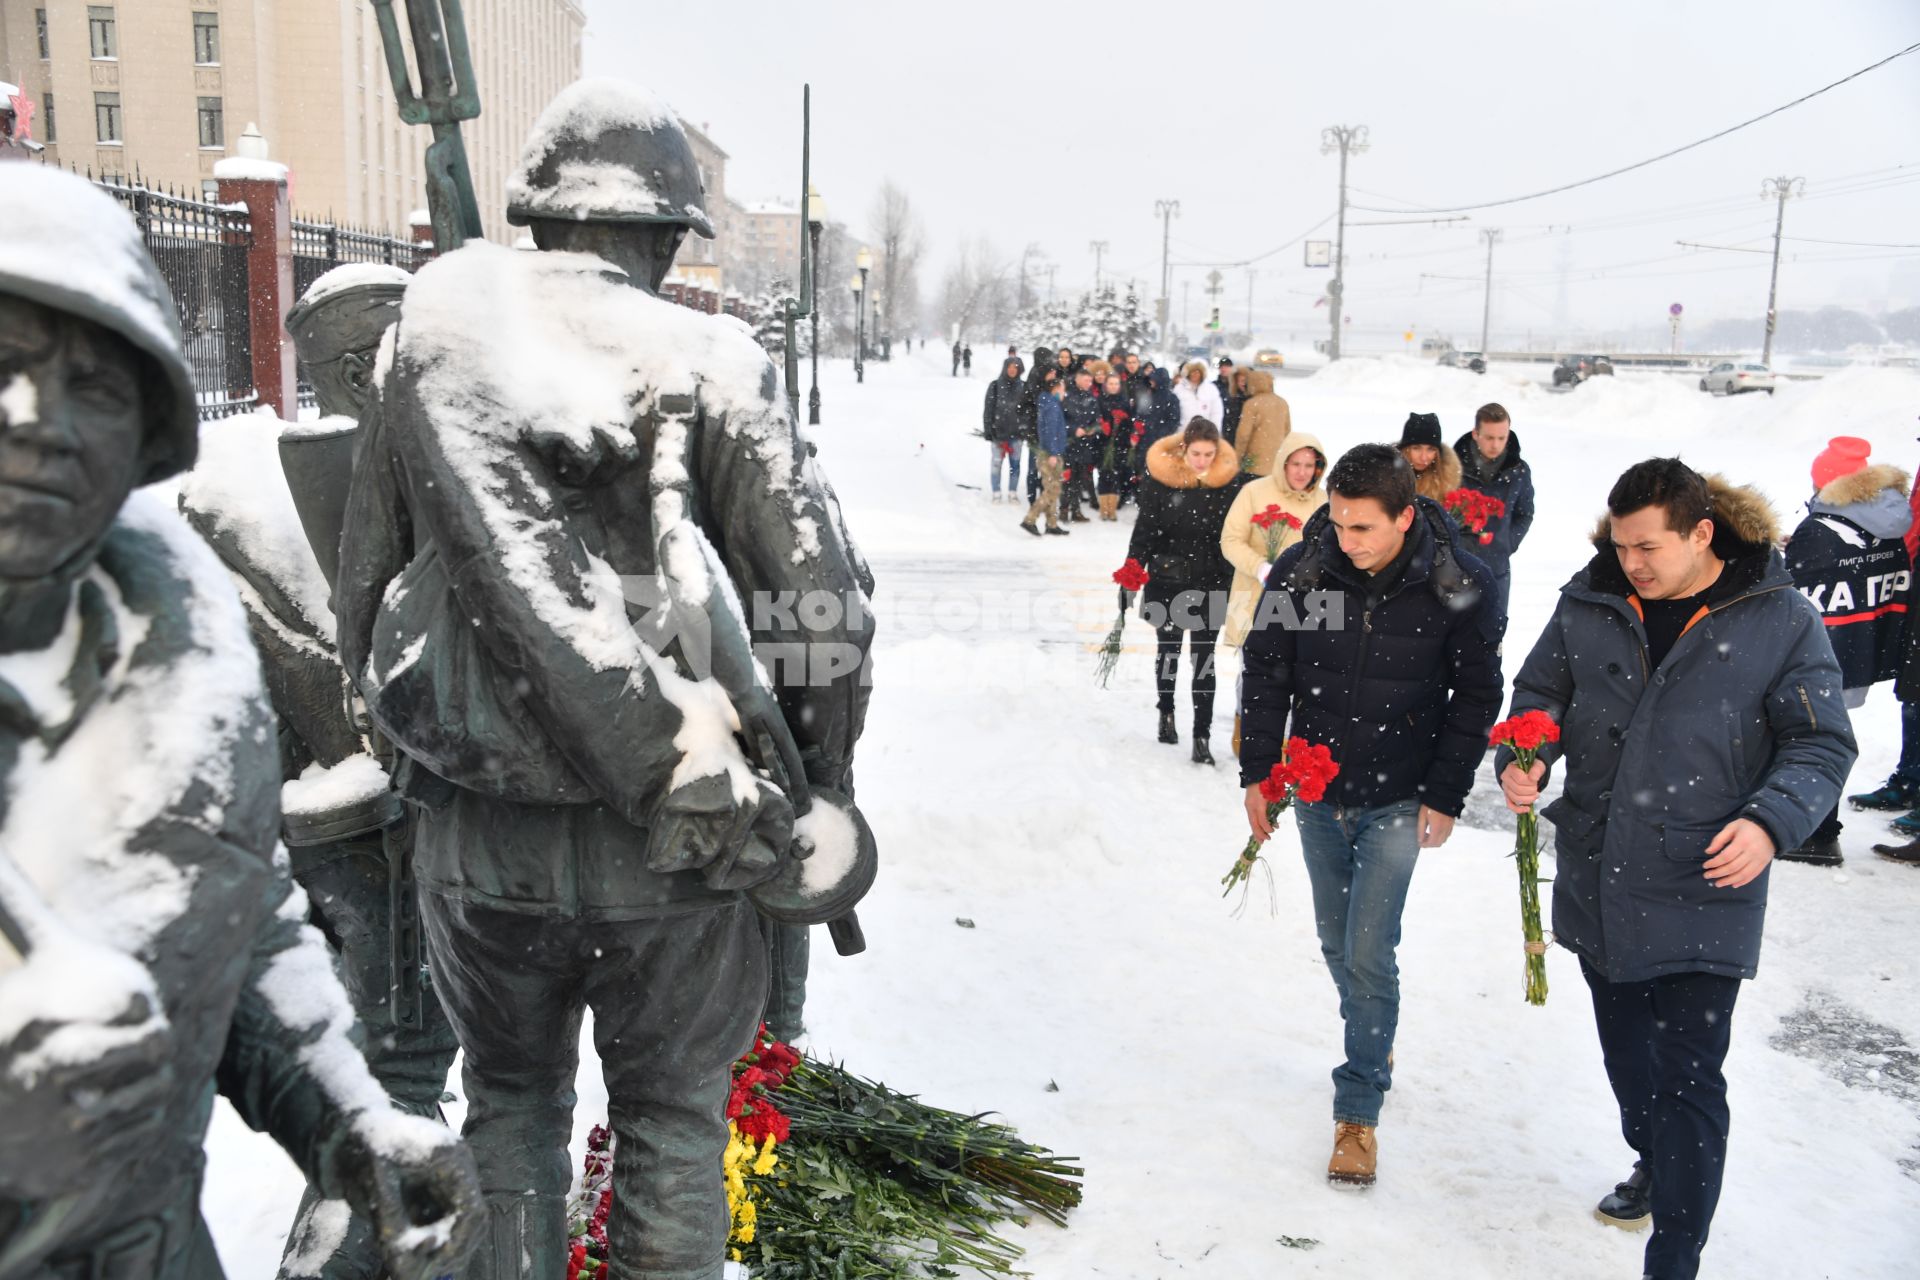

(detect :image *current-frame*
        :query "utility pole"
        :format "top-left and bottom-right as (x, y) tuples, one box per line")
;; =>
(1182, 280), (1191, 337)
(1761, 175), (1804, 366)
(1320, 124), (1369, 362)
(1246, 268), (1257, 336)
(1089, 239), (1109, 289)
(1155, 198), (1180, 346)
(1018, 242), (1041, 311)
(1478, 228), (1501, 354)
(1046, 263), (1058, 305)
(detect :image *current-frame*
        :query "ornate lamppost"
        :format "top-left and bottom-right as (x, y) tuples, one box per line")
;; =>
(806, 185), (825, 424)
(851, 268), (865, 385)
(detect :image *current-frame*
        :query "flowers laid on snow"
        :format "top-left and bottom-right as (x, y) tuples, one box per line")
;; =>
(1490, 710), (1562, 1006)
(567, 1025), (1083, 1278)
(1096, 559), (1151, 687)
(1223, 737), (1340, 911)
(1248, 504), (1304, 563)
(1442, 487), (1506, 545)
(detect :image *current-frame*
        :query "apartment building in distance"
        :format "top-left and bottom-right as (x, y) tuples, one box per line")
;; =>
(0, 0), (584, 241)
(726, 197), (804, 298)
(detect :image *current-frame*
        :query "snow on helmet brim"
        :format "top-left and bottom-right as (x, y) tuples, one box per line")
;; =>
(504, 78), (715, 238)
(0, 166), (198, 484)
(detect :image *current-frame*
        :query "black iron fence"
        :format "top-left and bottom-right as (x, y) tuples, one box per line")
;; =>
(291, 218), (428, 409)
(93, 174), (257, 419)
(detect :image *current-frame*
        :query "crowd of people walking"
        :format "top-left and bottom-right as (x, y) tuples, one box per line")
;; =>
(974, 343), (1920, 1280)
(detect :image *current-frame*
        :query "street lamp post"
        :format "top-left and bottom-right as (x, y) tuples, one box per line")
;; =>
(851, 268), (865, 385)
(855, 246), (872, 381)
(806, 186), (825, 424)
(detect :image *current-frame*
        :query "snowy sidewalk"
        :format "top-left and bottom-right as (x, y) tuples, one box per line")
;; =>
(204, 350), (1920, 1278)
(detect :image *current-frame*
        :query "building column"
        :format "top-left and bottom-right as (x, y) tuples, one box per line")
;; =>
(215, 131), (295, 420)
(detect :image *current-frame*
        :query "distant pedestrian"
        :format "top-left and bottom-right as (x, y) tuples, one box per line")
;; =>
(1450, 403), (1535, 625)
(1021, 348), (1058, 504)
(1233, 369), (1294, 477)
(983, 355), (1028, 502)
(952, 340), (962, 376)
(1096, 370), (1136, 521)
(1061, 367), (1101, 523)
(1128, 418), (1248, 763)
(1214, 356), (1235, 411)
(1781, 437), (1912, 865)
(1175, 360), (1225, 431)
(1022, 379), (1070, 537)
(1138, 367), (1183, 452)
(1220, 366), (1250, 447)
(963, 344), (973, 375)
(1397, 411), (1459, 503)
(1499, 458), (1854, 1278)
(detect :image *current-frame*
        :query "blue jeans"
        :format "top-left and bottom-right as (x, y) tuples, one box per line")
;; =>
(989, 441), (1022, 493)
(1293, 797), (1422, 1126)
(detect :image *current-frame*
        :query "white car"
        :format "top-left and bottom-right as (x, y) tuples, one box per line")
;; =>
(1699, 362), (1775, 396)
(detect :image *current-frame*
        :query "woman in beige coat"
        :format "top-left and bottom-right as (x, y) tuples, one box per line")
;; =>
(1219, 431), (1329, 651)
(1233, 369), (1295, 477)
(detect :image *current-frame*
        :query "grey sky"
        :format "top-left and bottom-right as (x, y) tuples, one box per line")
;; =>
(585, 1), (1920, 345)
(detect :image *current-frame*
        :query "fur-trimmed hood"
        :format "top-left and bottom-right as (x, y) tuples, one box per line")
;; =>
(1580, 474), (1786, 602)
(1246, 368), (1276, 397)
(1401, 441), (1462, 502)
(1810, 463), (1913, 542)
(1269, 430), (1327, 484)
(1145, 433), (1242, 489)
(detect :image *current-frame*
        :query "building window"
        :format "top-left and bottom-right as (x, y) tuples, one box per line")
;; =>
(201, 179), (219, 200)
(197, 96), (223, 147)
(94, 91), (121, 143)
(42, 93), (54, 143)
(35, 8), (49, 58)
(88, 6), (115, 59)
(192, 12), (219, 65)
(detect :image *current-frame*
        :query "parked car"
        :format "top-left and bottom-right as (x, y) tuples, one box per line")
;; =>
(1552, 354), (1614, 386)
(1699, 362), (1776, 396)
(1459, 350), (1487, 374)
(1254, 348), (1285, 368)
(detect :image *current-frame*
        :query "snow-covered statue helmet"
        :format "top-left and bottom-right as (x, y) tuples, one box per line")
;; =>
(505, 78), (715, 238)
(284, 262), (409, 419)
(0, 164), (197, 483)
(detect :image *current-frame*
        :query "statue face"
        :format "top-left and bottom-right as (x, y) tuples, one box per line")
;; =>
(303, 343), (381, 420)
(0, 295), (147, 580)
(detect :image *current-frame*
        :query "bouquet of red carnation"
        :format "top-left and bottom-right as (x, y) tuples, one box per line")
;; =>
(1096, 559), (1150, 687)
(1248, 504), (1304, 563)
(564, 1125), (615, 1280)
(1222, 737), (1339, 913)
(1490, 709), (1562, 1005)
(1442, 487), (1506, 545)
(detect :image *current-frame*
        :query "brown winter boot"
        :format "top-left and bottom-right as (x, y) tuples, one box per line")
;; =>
(1099, 494), (1119, 520)
(1327, 1123), (1377, 1188)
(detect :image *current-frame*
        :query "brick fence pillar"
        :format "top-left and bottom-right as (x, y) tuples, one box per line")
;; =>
(215, 143), (294, 420)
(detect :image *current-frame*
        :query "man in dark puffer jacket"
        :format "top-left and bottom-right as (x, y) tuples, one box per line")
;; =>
(1497, 458), (1855, 1280)
(1238, 443), (1502, 1190)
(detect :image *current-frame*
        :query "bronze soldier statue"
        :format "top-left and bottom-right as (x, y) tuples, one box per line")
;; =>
(177, 263), (463, 1280)
(335, 80), (873, 1280)
(0, 162), (479, 1280)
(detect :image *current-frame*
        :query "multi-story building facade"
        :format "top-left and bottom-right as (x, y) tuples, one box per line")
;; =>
(0, 0), (583, 242)
(726, 197), (803, 298)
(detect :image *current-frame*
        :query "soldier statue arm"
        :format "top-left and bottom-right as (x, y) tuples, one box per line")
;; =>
(216, 851), (481, 1278)
(691, 384), (874, 794)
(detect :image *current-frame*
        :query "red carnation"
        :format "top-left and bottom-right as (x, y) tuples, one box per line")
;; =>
(568, 1243), (587, 1280)
(1112, 558), (1151, 593)
(1250, 504), (1285, 530)
(735, 1097), (791, 1144)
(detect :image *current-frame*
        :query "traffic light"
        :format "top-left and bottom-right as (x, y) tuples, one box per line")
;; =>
(1207, 306), (1221, 331)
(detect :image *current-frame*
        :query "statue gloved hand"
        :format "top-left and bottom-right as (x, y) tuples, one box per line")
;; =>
(645, 771), (796, 891)
(0, 987), (174, 1198)
(322, 1115), (483, 1280)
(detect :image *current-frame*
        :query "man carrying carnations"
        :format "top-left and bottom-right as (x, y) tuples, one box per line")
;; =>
(1238, 443), (1502, 1189)
(1497, 458), (1855, 1280)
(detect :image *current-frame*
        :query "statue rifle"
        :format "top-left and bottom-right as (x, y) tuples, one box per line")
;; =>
(369, 0), (484, 254)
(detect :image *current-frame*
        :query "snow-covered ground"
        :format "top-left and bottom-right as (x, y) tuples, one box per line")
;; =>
(203, 347), (1920, 1278)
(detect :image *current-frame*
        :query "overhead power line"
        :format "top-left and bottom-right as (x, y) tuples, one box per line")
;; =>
(1346, 40), (1920, 215)
(1170, 211), (1337, 269)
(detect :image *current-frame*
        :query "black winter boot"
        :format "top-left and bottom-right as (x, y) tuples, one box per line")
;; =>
(1157, 711), (1178, 744)
(1594, 1160), (1651, 1231)
(1191, 737), (1214, 766)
